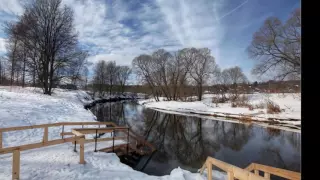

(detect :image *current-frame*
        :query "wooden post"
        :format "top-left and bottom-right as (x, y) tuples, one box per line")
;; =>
(255, 169), (259, 175)
(43, 127), (48, 143)
(264, 172), (270, 179)
(227, 171), (234, 180)
(207, 162), (212, 180)
(0, 131), (2, 149)
(12, 150), (20, 180)
(79, 137), (85, 164)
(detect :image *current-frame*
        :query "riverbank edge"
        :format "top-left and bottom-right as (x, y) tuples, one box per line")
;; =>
(138, 97), (301, 132)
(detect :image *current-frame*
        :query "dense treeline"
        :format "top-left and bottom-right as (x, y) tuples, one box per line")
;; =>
(132, 48), (247, 101)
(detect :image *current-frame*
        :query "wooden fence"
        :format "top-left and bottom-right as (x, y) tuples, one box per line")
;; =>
(200, 157), (300, 180)
(0, 121), (154, 180)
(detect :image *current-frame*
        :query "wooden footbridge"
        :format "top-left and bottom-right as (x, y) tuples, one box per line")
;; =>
(0, 122), (300, 180)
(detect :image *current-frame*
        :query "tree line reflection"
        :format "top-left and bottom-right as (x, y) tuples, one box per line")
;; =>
(91, 102), (300, 173)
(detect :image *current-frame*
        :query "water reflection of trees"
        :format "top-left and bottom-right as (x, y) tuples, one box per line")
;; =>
(92, 102), (128, 125)
(90, 102), (300, 172)
(258, 128), (301, 172)
(140, 110), (254, 168)
(220, 122), (253, 151)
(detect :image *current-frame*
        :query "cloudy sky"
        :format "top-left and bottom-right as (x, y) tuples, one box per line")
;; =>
(0, 0), (300, 81)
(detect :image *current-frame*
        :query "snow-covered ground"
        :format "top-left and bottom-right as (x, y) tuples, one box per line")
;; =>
(139, 93), (301, 130)
(0, 86), (225, 180)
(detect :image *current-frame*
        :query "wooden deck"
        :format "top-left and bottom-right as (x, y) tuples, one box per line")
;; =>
(0, 121), (155, 180)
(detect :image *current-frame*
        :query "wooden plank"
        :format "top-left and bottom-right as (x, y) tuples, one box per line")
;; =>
(73, 136), (126, 144)
(264, 172), (270, 179)
(227, 171), (234, 180)
(0, 137), (80, 155)
(12, 150), (20, 180)
(207, 157), (265, 180)
(71, 130), (85, 137)
(199, 162), (207, 174)
(208, 157), (232, 172)
(254, 163), (300, 180)
(60, 122), (116, 126)
(245, 163), (255, 172)
(73, 128), (128, 135)
(79, 138), (85, 164)
(43, 126), (48, 142)
(254, 169), (259, 175)
(60, 132), (74, 136)
(84, 136), (126, 143)
(207, 162), (212, 180)
(0, 123), (60, 132)
(0, 121), (117, 133)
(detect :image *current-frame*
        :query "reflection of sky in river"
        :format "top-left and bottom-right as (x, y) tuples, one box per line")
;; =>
(91, 101), (301, 176)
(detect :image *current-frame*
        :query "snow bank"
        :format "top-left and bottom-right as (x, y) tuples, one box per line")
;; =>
(139, 93), (301, 129)
(0, 86), (222, 180)
(0, 142), (225, 180)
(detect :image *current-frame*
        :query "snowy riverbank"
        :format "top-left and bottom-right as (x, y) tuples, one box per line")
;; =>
(0, 86), (224, 180)
(139, 93), (301, 130)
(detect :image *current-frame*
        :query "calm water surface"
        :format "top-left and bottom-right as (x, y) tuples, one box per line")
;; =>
(90, 101), (301, 176)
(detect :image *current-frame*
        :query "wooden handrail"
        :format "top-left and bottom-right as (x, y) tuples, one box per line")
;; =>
(245, 163), (300, 180)
(0, 121), (156, 180)
(73, 127), (129, 134)
(0, 121), (116, 132)
(72, 127), (156, 153)
(0, 136), (83, 155)
(200, 157), (268, 180)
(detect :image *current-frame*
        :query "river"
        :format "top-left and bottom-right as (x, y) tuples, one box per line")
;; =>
(90, 101), (301, 176)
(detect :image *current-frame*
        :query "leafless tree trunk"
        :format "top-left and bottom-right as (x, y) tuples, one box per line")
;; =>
(188, 48), (218, 101)
(105, 61), (117, 96)
(117, 65), (131, 93)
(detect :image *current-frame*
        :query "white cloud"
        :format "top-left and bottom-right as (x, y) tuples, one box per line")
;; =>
(0, 0), (23, 15)
(0, 38), (6, 53)
(0, 0), (263, 81)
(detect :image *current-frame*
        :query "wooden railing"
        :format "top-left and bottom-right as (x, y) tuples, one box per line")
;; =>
(0, 121), (155, 180)
(245, 163), (301, 180)
(200, 157), (301, 180)
(0, 122), (116, 155)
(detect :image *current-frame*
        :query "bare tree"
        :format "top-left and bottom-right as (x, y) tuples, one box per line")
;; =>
(247, 8), (301, 80)
(132, 54), (160, 101)
(93, 60), (106, 96)
(172, 48), (198, 100)
(132, 48), (219, 101)
(63, 50), (89, 86)
(4, 23), (19, 86)
(0, 56), (7, 84)
(151, 49), (173, 100)
(117, 65), (131, 93)
(105, 61), (118, 95)
(83, 66), (89, 90)
(5, 0), (83, 95)
(189, 48), (218, 101)
(225, 66), (247, 85)
(221, 66), (247, 97)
